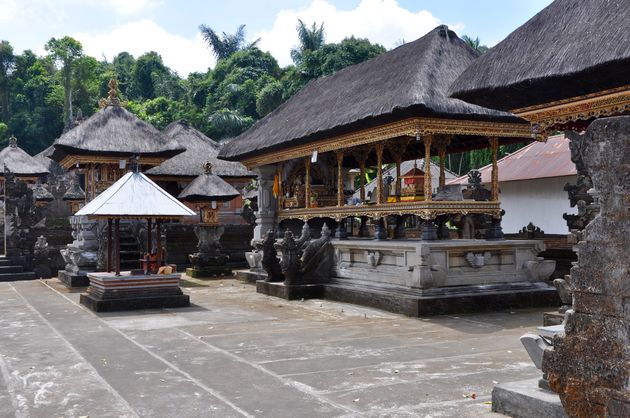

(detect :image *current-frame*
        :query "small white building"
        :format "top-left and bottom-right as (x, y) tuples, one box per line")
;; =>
(450, 135), (577, 234)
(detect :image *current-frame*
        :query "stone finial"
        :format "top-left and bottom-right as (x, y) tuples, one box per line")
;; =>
(99, 78), (121, 108)
(8, 135), (17, 148)
(129, 155), (140, 173)
(204, 162), (213, 174)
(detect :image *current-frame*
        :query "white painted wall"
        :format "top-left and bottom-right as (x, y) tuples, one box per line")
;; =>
(498, 176), (578, 234)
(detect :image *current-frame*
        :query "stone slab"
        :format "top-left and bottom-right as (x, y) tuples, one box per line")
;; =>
(235, 269), (266, 284)
(185, 267), (233, 279)
(57, 270), (89, 287)
(543, 311), (565, 326)
(80, 293), (190, 312)
(256, 280), (324, 300)
(492, 378), (567, 418)
(324, 281), (560, 317)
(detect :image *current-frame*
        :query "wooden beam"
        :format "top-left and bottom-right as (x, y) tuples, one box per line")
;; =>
(490, 137), (500, 201)
(375, 142), (385, 205)
(336, 150), (344, 207)
(423, 134), (433, 201)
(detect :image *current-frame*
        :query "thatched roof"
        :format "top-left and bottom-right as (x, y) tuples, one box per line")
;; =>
(50, 104), (185, 162)
(146, 120), (254, 178)
(75, 171), (196, 218)
(63, 181), (85, 201)
(449, 0), (630, 111)
(219, 25), (523, 162)
(35, 145), (66, 176)
(0, 138), (49, 177)
(178, 168), (241, 202)
(32, 183), (54, 201)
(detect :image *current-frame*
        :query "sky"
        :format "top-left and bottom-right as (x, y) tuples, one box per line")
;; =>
(0, 0), (553, 76)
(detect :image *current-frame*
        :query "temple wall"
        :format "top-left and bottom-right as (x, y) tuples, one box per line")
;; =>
(499, 176), (577, 234)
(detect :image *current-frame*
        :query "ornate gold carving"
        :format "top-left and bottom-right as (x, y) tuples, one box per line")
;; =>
(335, 150), (344, 207)
(59, 155), (167, 170)
(513, 85), (630, 138)
(241, 117), (532, 168)
(276, 200), (501, 222)
(304, 158), (311, 208)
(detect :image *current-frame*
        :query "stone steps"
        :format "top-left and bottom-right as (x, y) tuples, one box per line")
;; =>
(0, 257), (36, 282)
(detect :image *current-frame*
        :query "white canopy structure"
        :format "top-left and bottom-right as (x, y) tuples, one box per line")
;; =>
(76, 171), (196, 219)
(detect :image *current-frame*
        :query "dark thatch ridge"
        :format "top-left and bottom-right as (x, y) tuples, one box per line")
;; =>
(50, 105), (185, 162)
(63, 181), (85, 201)
(449, 0), (630, 111)
(219, 25), (524, 162)
(0, 142), (49, 177)
(32, 183), (54, 201)
(35, 145), (66, 176)
(146, 120), (254, 178)
(178, 172), (241, 202)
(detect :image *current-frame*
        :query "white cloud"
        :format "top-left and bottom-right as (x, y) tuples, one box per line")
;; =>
(97, 0), (160, 16)
(74, 19), (215, 76)
(0, 0), (19, 23)
(254, 0), (458, 67)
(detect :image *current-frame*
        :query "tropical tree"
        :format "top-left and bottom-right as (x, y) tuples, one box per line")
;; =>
(0, 40), (15, 123)
(208, 108), (254, 140)
(290, 19), (325, 65)
(461, 35), (489, 54)
(198, 24), (259, 61)
(45, 36), (83, 126)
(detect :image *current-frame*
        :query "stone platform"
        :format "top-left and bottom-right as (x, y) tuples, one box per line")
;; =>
(80, 271), (190, 312)
(492, 378), (567, 418)
(256, 238), (560, 316)
(58, 270), (90, 288)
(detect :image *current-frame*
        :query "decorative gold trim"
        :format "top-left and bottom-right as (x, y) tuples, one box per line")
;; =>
(276, 200), (501, 221)
(60, 155), (167, 169)
(242, 117), (532, 168)
(513, 85), (630, 137)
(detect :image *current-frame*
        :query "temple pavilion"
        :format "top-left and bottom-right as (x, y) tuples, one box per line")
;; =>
(0, 136), (49, 183)
(146, 119), (254, 225)
(220, 26), (559, 316)
(219, 25), (533, 239)
(50, 80), (185, 202)
(449, 0), (629, 416)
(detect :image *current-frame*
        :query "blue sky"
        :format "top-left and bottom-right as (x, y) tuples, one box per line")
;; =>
(0, 0), (553, 75)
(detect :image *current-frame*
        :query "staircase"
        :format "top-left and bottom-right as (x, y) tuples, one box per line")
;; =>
(0, 257), (36, 282)
(119, 234), (143, 271)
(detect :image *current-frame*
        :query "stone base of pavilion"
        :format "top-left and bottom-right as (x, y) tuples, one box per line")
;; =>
(80, 271), (190, 312)
(256, 238), (560, 316)
(58, 270), (91, 288)
(492, 378), (567, 418)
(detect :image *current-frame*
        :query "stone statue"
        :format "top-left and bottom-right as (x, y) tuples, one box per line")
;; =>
(261, 229), (283, 282)
(553, 276), (572, 313)
(33, 235), (52, 279)
(276, 230), (300, 284)
(187, 224), (231, 277)
(294, 223), (312, 252)
(277, 223), (334, 286)
(462, 170), (491, 201)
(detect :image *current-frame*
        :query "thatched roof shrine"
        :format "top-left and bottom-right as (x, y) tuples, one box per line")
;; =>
(146, 120), (254, 179)
(0, 136), (49, 178)
(50, 104), (185, 167)
(178, 163), (241, 203)
(219, 25), (529, 165)
(449, 0), (630, 112)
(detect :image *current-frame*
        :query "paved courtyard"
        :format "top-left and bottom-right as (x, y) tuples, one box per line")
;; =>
(0, 278), (544, 417)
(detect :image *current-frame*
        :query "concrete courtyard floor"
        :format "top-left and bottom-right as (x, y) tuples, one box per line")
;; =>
(0, 277), (546, 417)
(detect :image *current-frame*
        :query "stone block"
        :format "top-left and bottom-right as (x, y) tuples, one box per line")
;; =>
(492, 378), (567, 418)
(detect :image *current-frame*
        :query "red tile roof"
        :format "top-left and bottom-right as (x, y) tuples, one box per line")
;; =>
(449, 134), (576, 184)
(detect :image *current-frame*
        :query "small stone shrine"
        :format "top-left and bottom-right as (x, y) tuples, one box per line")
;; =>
(178, 162), (240, 278)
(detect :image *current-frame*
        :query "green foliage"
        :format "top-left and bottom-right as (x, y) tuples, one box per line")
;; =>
(461, 35), (489, 54)
(198, 24), (260, 61)
(290, 19), (325, 65)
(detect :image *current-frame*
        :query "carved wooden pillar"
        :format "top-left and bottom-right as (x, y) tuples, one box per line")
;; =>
(352, 146), (371, 202)
(395, 159), (402, 201)
(276, 163), (283, 207)
(375, 142), (385, 204)
(114, 219), (120, 276)
(107, 218), (112, 273)
(490, 137), (500, 201)
(423, 134), (433, 201)
(388, 140), (408, 202)
(336, 150), (344, 207)
(304, 158), (311, 208)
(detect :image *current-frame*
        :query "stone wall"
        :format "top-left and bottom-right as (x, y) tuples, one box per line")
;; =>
(543, 116), (630, 416)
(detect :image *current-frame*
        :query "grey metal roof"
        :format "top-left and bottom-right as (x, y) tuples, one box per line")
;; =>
(75, 171), (196, 218)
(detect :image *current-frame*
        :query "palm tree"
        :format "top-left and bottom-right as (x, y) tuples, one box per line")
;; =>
(290, 19), (325, 65)
(199, 24), (260, 60)
(462, 35), (489, 54)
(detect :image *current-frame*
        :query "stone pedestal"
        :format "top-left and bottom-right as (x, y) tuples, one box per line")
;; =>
(80, 272), (189, 312)
(58, 216), (98, 288)
(186, 225), (232, 279)
(542, 117), (630, 416)
(253, 165), (278, 241)
(492, 379), (567, 418)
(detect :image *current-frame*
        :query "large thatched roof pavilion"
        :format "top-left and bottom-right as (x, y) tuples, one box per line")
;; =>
(449, 0), (630, 137)
(50, 80), (185, 201)
(219, 25), (533, 228)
